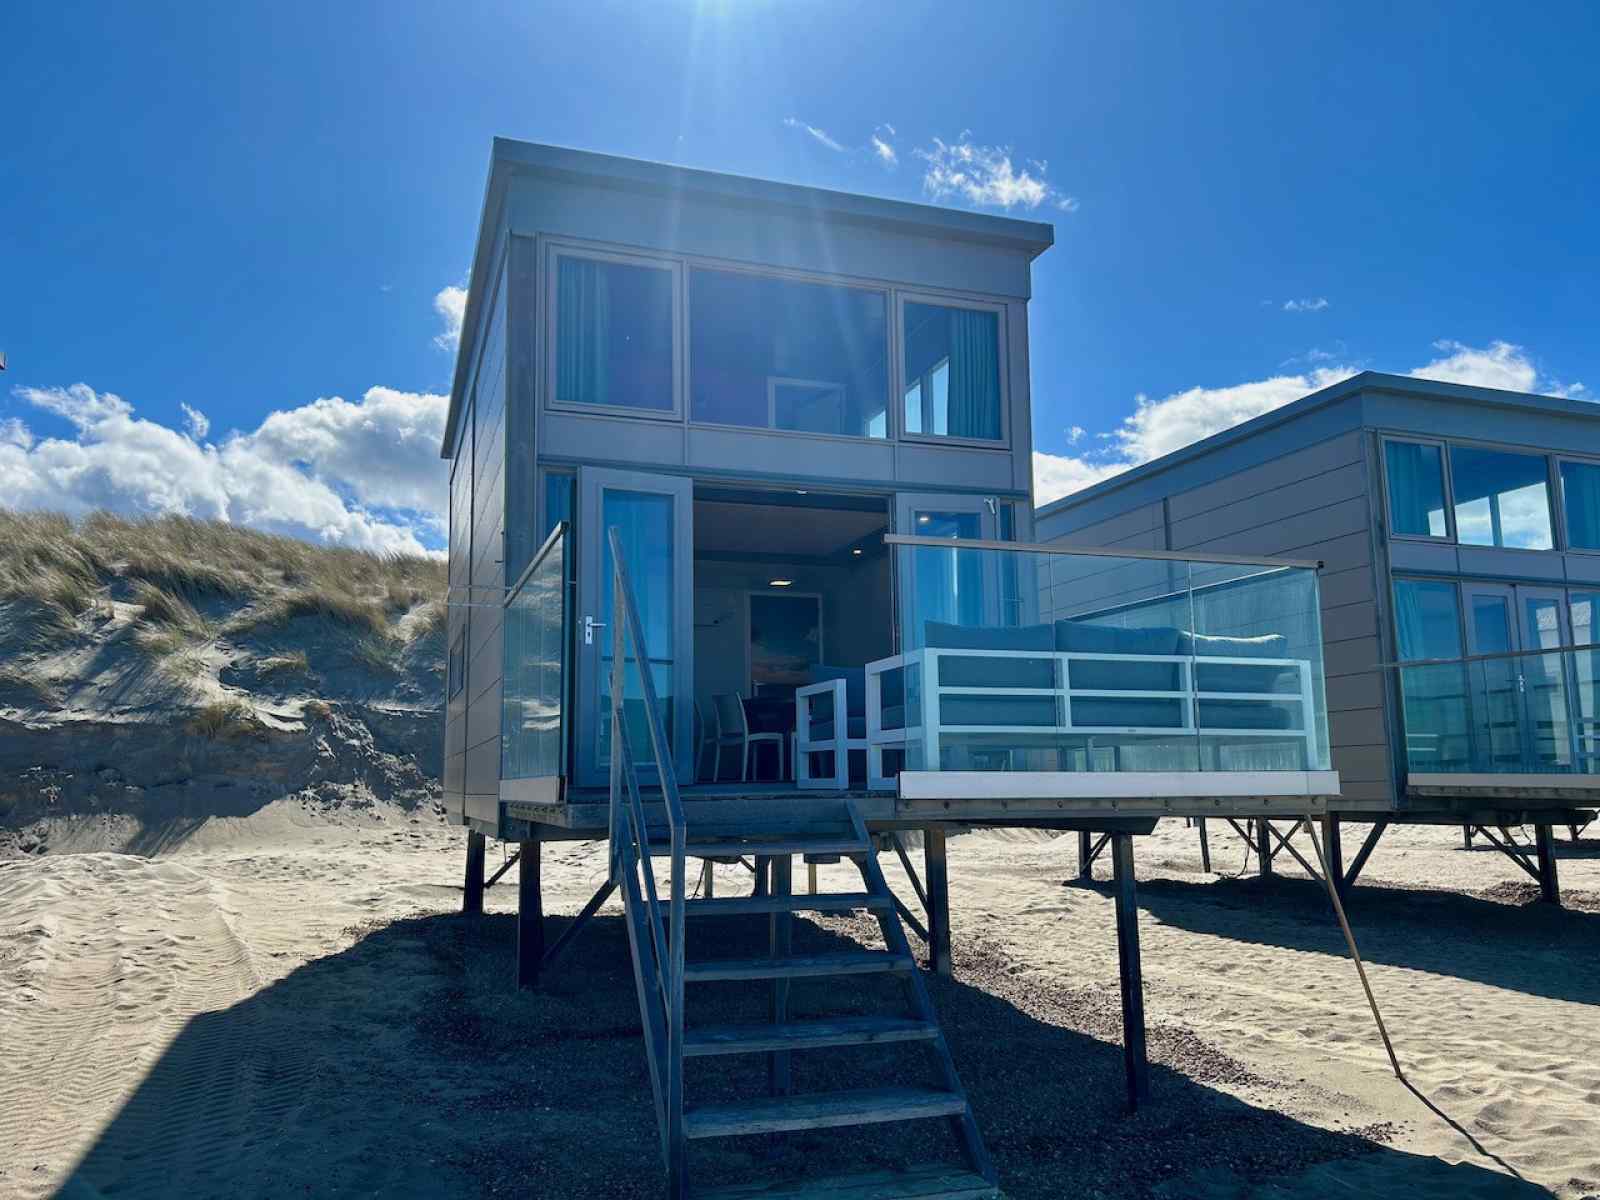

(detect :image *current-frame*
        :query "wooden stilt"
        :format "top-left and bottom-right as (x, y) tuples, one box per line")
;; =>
(1197, 817), (1211, 873)
(925, 826), (952, 978)
(752, 854), (770, 898)
(539, 878), (616, 977)
(701, 858), (715, 898)
(807, 861), (818, 895)
(1463, 824), (1474, 850)
(1536, 825), (1561, 906)
(768, 854), (793, 1095)
(1256, 818), (1274, 877)
(517, 837), (544, 989)
(1344, 818), (1388, 891)
(1321, 816), (1345, 901)
(1110, 833), (1149, 1110)
(1077, 830), (1094, 880)
(463, 830), (486, 916)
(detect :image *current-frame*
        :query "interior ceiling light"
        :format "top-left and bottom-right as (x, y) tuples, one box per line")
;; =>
(851, 548), (863, 555)
(768, 578), (794, 587)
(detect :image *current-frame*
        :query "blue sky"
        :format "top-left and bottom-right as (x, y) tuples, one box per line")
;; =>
(2, 1), (1597, 553)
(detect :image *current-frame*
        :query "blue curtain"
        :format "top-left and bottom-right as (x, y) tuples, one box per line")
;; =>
(557, 259), (610, 406)
(947, 310), (1000, 439)
(1385, 442), (1445, 536)
(1563, 461), (1600, 550)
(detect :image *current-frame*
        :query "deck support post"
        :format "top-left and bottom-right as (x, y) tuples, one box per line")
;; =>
(1535, 824), (1561, 906)
(1077, 830), (1094, 880)
(1344, 818), (1389, 892)
(1463, 824), (1474, 850)
(1197, 817), (1211, 873)
(701, 858), (715, 898)
(463, 830), (486, 916)
(925, 826), (952, 978)
(517, 837), (544, 989)
(768, 854), (794, 1095)
(752, 855), (770, 897)
(1256, 818), (1274, 877)
(1110, 833), (1149, 1110)
(1321, 816), (1345, 901)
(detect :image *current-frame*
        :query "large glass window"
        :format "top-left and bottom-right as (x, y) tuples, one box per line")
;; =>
(1384, 440), (1448, 537)
(690, 269), (888, 438)
(1561, 460), (1600, 551)
(554, 255), (675, 412)
(1450, 446), (1554, 549)
(903, 302), (1002, 440)
(1393, 579), (1463, 661)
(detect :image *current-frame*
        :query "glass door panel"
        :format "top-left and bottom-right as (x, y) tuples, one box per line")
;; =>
(577, 468), (694, 787)
(1463, 585), (1522, 770)
(1572, 592), (1599, 771)
(1519, 587), (1575, 769)
(893, 493), (1009, 632)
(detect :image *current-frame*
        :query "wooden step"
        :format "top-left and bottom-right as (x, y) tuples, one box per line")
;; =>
(694, 1162), (997, 1200)
(685, 1086), (967, 1139)
(684, 892), (889, 918)
(684, 1016), (937, 1057)
(664, 838), (867, 859)
(684, 951), (913, 983)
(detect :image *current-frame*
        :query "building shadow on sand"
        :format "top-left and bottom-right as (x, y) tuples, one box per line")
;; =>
(53, 903), (1552, 1199)
(1082, 870), (1600, 1008)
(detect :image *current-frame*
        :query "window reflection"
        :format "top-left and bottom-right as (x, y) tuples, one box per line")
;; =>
(1450, 446), (1553, 549)
(555, 256), (675, 411)
(1384, 441), (1448, 537)
(903, 302), (1001, 440)
(690, 268), (888, 438)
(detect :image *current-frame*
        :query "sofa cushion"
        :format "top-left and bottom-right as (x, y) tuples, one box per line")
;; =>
(938, 695), (1059, 728)
(1197, 699), (1297, 730)
(1182, 632), (1289, 659)
(1055, 621), (1183, 656)
(1070, 697), (1187, 729)
(925, 621), (1054, 652)
(1194, 662), (1301, 695)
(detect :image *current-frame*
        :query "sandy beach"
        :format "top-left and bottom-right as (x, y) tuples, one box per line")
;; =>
(3, 808), (1597, 1199)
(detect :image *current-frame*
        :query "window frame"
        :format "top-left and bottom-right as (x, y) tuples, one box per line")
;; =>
(684, 258), (895, 444)
(895, 290), (1010, 448)
(1391, 575), (1467, 663)
(538, 235), (1017, 450)
(543, 240), (685, 422)
(1379, 435), (1455, 543)
(1445, 440), (1560, 554)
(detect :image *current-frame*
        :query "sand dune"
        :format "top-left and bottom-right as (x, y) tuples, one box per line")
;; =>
(2, 811), (1596, 1198)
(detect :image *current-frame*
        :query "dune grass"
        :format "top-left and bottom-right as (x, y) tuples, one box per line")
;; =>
(0, 511), (446, 651)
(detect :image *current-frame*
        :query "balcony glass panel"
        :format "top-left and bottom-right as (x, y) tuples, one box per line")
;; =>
(1450, 446), (1554, 549)
(883, 542), (1330, 776)
(1385, 441), (1448, 537)
(690, 269), (889, 438)
(501, 527), (567, 780)
(1398, 648), (1600, 777)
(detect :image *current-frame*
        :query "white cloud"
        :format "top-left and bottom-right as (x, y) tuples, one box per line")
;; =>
(2, 383), (446, 557)
(917, 133), (1077, 213)
(1408, 339), (1537, 393)
(783, 117), (844, 153)
(433, 285), (467, 351)
(870, 125), (897, 167)
(1283, 297), (1329, 313)
(1033, 338), (1592, 508)
(179, 402), (210, 440)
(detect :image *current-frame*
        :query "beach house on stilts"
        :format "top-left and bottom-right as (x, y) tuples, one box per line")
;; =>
(439, 139), (1350, 1199)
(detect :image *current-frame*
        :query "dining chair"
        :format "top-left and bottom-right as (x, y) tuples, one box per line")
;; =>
(712, 692), (784, 782)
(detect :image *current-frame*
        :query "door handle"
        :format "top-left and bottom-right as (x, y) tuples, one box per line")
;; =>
(585, 616), (606, 646)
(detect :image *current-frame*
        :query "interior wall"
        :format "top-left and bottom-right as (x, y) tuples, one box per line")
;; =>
(692, 554), (892, 712)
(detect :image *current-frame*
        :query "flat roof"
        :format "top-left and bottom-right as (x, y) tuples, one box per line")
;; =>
(441, 138), (1057, 458)
(1036, 370), (1600, 521)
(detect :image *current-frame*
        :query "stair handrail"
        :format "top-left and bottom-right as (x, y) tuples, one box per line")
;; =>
(606, 526), (687, 1183)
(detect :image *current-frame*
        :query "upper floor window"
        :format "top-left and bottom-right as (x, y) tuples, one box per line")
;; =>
(1384, 440), (1448, 538)
(690, 268), (888, 438)
(553, 252), (677, 414)
(1449, 446), (1554, 550)
(1561, 459), (1600, 551)
(902, 301), (1002, 441)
